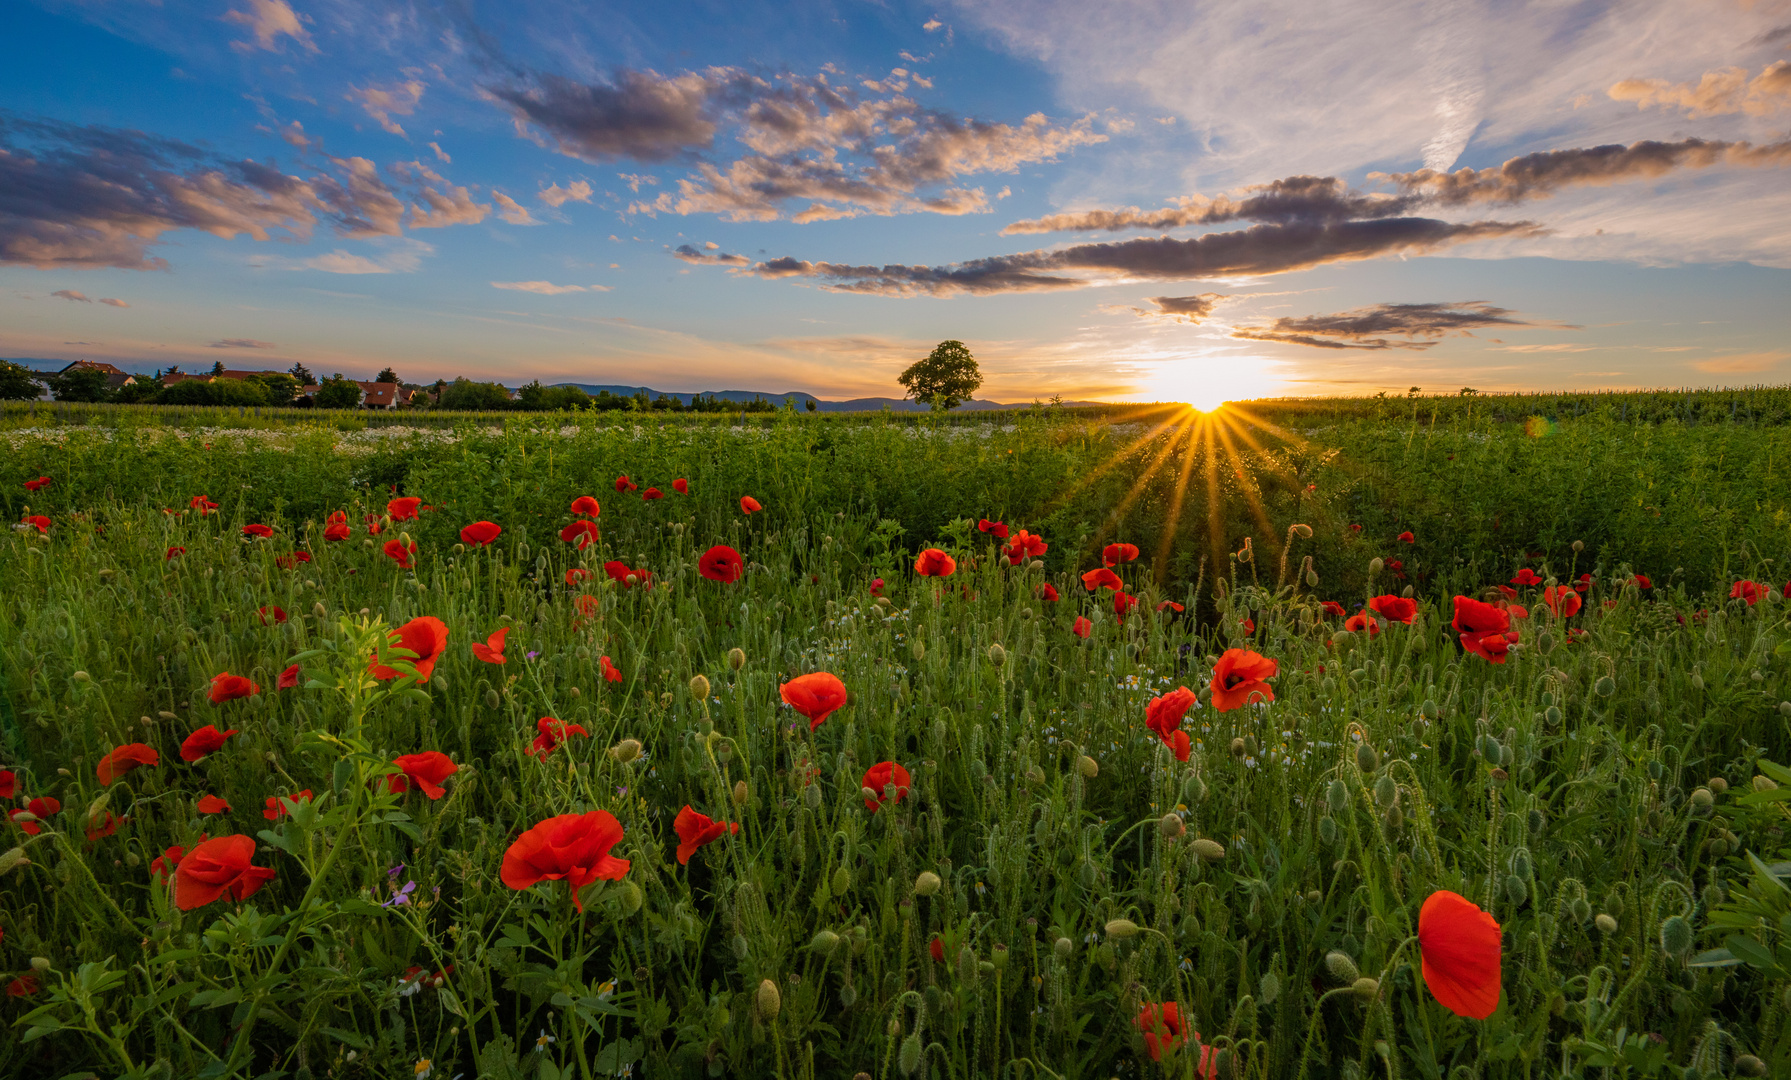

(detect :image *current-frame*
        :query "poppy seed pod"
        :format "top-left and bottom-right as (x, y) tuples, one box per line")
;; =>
(727, 648), (746, 670)
(1352, 977), (1380, 1001)
(732, 780), (749, 806)
(1572, 540), (1584, 552)
(1230, 737), (1247, 760)
(1104, 918), (1139, 939)
(1355, 743), (1379, 774)
(1325, 951), (1360, 982)
(689, 674), (710, 699)
(1077, 755), (1099, 778)
(1191, 838), (1225, 861)
(756, 978), (781, 1021)
(609, 739), (642, 764)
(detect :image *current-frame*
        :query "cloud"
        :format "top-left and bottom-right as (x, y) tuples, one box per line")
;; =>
(538, 180), (594, 207)
(294, 241), (431, 274)
(1382, 136), (1791, 206)
(221, 0), (315, 54)
(1103, 292), (1230, 323)
(209, 338), (275, 349)
(347, 80), (427, 137)
(1609, 62), (1791, 117)
(727, 217), (1538, 297)
(396, 160), (489, 229)
(1692, 351), (1787, 373)
(51, 289), (91, 302)
(312, 156), (406, 237)
(490, 280), (610, 294)
(1003, 175), (1421, 234)
(1229, 301), (1535, 350)
(493, 66), (1104, 223)
(672, 244), (750, 266)
(923, 18), (944, 32)
(492, 191), (536, 225)
(99, 297), (128, 307)
(428, 142), (450, 163)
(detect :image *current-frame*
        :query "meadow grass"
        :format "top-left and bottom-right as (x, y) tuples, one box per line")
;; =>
(0, 403), (1788, 1079)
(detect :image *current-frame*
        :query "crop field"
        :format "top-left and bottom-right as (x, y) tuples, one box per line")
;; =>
(1, 398), (1790, 1079)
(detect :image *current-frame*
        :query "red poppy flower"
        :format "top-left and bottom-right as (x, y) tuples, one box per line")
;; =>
(1005, 529), (1048, 564)
(1102, 542), (1140, 566)
(174, 834), (276, 910)
(166, 545), (186, 560)
(1136, 1001), (1185, 1063)
(977, 518), (1009, 539)
(208, 671), (259, 704)
(277, 663), (300, 690)
(273, 552), (310, 569)
(560, 520), (600, 550)
(190, 495), (218, 515)
(615, 475), (638, 493)
(739, 495), (762, 514)
(570, 495), (601, 517)
(1369, 595), (1417, 624)
(1145, 687), (1197, 760)
(501, 811), (630, 911)
(565, 568), (591, 586)
(1543, 584), (1582, 617)
(642, 487), (664, 501)
(241, 523), (273, 539)
(1730, 580), (1763, 606)
(180, 725), (238, 763)
(600, 655), (623, 683)
(1072, 616), (1092, 638)
(1574, 572), (1592, 593)
(1452, 596), (1515, 664)
(1156, 600), (1184, 612)
(915, 548), (956, 577)
(263, 790), (313, 820)
(1320, 600), (1346, 618)
(258, 605), (288, 625)
(20, 515), (50, 534)
(95, 745), (158, 784)
(11, 796), (59, 835)
(387, 496), (423, 521)
(363, 513), (383, 536)
(1039, 583), (1060, 602)
(1398, 531), (1415, 543)
(460, 521), (502, 546)
(604, 560), (653, 587)
(7, 975), (40, 997)
(196, 794), (230, 814)
(1210, 648), (1277, 711)
(1114, 591), (1139, 616)
(673, 805), (739, 865)
(24, 476), (50, 492)
(381, 538), (417, 568)
(391, 752), (458, 799)
(1634, 574), (1652, 589)
(1386, 558), (1404, 576)
(1419, 890), (1502, 1018)
(574, 594), (600, 618)
(1348, 523), (1363, 532)
(860, 761), (911, 811)
(151, 843), (188, 882)
(1510, 568), (1542, 586)
(781, 672), (848, 730)
(673, 478), (689, 494)
(370, 615), (449, 681)
(870, 577), (886, 598)
(471, 626), (509, 664)
(1344, 611), (1381, 637)
(929, 936), (945, 963)
(0, 770), (13, 799)
(699, 544), (744, 583)
(1496, 585), (1518, 601)
(531, 717), (589, 758)
(1082, 567), (1122, 592)
(84, 810), (124, 841)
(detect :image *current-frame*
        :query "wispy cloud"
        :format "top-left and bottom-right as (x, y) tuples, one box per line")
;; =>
(1229, 301), (1539, 350)
(347, 79), (427, 137)
(209, 338), (275, 349)
(490, 280), (611, 294)
(51, 289), (91, 302)
(99, 297), (128, 307)
(1610, 62), (1791, 118)
(538, 180), (594, 207)
(1692, 351), (1787, 373)
(221, 0), (314, 55)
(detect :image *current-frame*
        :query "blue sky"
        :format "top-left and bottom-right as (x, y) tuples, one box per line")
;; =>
(3, 0), (1789, 405)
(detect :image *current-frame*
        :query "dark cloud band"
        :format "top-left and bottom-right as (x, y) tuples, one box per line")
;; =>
(1230, 301), (1536, 350)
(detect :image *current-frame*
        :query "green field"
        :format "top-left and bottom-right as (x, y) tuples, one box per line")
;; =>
(1, 393), (1789, 1079)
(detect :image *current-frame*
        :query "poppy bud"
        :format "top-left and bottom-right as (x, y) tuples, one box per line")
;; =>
(1325, 951), (1359, 982)
(733, 780), (749, 806)
(1291, 523), (1313, 538)
(689, 674), (710, 699)
(1781, 701), (1791, 717)
(987, 643), (1006, 666)
(911, 640), (926, 661)
(1754, 774), (1778, 792)
(1306, 569), (1319, 587)
(1569, 897), (1591, 923)
(1733, 1055), (1767, 1078)
(1708, 777), (1728, 794)
(0, 848), (30, 877)
(1104, 918), (1139, 939)
(1659, 915), (1692, 957)
(957, 945), (978, 984)
(756, 978), (781, 1021)
(1355, 743), (1378, 773)
(1053, 936), (1073, 960)
(727, 647), (746, 670)
(1230, 737), (1247, 760)
(1305, 889), (1322, 905)
(840, 986), (858, 1008)
(811, 929), (840, 955)
(1191, 838), (1225, 861)
(1352, 977), (1379, 1001)
(898, 1033), (923, 1075)
(1159, 813), (1185, 840)
(1690, 787), (1713, 811)
(832, 866), (850, 895)
(1368, 558), (1383, 576)
(1325, 779), (1350, 814)
(1383, 804), (1404, 832)
(731, 934), (750, 959)
(1691, 673), (1704, 691)
(1318, 816), (1337, 844)
(30, 957), (50, 972)
(1182, 774), (1206, 803)
(609, 739), (642, 764)
(1077, 755), (1098, 778)
(618, 881), (643, 916)
(1544, 705), (1562, 726)
(1024, 765), (1045, 785)
(484, 689), (500, 710)
(1373, 774), (1397, 808)
(805, 783), (822, 809)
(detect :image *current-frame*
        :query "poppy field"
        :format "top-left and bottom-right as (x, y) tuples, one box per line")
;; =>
(2, 406), (1791, 1079)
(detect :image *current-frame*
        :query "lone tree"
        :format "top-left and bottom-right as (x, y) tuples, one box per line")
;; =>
(374, 367), (400, 384)
(898, 340), (982, 412)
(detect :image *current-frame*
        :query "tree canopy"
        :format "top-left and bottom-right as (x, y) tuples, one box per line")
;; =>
(897, 340), (982, 411)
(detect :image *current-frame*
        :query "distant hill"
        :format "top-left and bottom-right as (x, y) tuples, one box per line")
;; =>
(549, 383), (1106, 412)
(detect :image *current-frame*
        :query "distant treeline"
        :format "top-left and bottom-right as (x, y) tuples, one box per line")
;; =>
(1236, 385), (1791, 428)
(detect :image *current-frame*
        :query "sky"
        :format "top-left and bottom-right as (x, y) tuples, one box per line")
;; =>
(2, 0), (1789, 407)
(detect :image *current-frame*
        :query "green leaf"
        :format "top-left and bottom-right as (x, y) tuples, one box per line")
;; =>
(256, 828), (292, 853)
(593, 1038), (642, 1072)
(1736, 787), (1791, 805)
(1757, 759), (1791, 785)
(324, 1026), (371, 1050)
(495, 924), (531, 950)
(1687, 948), (1742, 968)
(1724, 933), (1781, 973)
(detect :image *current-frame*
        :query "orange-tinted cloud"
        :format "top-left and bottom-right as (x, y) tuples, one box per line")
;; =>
(1383, 137), (1791, 206)
(1609, 61), (1791, 117)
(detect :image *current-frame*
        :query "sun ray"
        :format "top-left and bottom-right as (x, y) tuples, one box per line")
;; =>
(1153, 413), (1206, 586)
